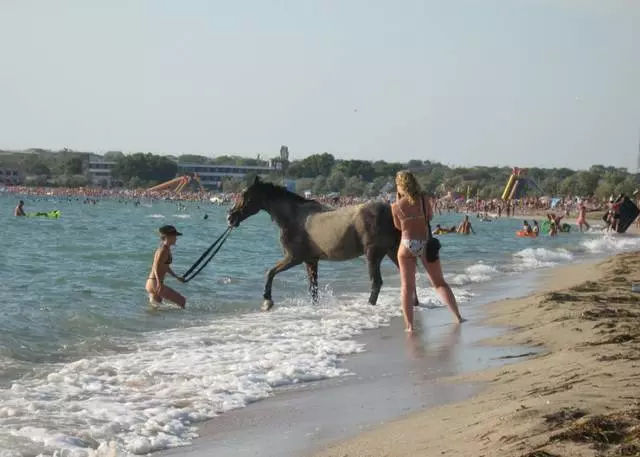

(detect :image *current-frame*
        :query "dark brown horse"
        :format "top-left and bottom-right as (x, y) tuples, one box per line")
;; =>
(227, 177), (416, 311)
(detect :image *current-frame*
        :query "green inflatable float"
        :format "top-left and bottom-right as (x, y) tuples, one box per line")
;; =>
(540, 220), (570, 234)
(26, 210), (61, 219)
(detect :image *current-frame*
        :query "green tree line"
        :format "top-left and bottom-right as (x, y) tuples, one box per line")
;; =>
(1, 149), (637, 199)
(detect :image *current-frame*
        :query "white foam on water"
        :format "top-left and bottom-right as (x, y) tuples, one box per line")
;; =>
(580, 233), (640, 254)
(0, 285), (472, 457)
(173, 214), (191, 219)
(512, 247), (574, 270)
(147, 214), (165, 219)
(448, 263), (499, 286)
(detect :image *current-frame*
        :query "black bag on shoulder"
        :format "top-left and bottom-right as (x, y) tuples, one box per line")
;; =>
(421, 194), (441, 263)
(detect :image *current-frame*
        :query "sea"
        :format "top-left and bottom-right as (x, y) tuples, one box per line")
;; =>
(1, 194), (639, 457)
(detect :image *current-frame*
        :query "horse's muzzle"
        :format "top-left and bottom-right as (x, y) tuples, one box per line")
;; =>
(227, 212), (240, 228)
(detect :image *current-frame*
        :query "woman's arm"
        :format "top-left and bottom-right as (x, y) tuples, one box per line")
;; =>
(166, 266), (184, 282)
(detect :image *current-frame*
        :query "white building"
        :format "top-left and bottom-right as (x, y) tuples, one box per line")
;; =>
(87, 156), (117, 185)
(87, 155), (278, 188)
(177, 162), (277, 189)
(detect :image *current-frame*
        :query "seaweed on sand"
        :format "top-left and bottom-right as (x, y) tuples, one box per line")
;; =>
(521, 451), (562, 457)
(543, 408), (587, 429)
(570, 281), (602, 293)
(549, 410), (640, 446)
(543, 292), (581, 304)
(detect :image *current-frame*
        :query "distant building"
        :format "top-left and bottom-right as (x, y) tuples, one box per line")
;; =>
(87, 155), (117, 186)
(86, 155), (278, 188)
(177, 162), (277, 189)
(0, 167), (21, 185)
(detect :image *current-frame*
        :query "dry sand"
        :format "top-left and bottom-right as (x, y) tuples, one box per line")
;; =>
(313, 252), (640, 457)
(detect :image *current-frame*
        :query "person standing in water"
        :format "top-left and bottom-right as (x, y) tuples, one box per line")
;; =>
(14, 200), (25, 216)
(146, 225), (186, 308)
(391, 170), (465, 332)
(457, 215), (475, 234)
(576, 202), (590, 232)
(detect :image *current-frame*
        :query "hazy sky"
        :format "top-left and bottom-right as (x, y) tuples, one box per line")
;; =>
(1, 0), (639, 170)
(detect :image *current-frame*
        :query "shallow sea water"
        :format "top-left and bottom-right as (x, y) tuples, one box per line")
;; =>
(0, 194), (638, 456)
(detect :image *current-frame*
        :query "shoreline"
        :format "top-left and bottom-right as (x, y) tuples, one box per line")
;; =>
(154, 262), (576, 457)
(313, 252), (640, 457)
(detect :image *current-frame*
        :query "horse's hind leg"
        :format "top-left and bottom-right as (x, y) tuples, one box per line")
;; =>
(305, 260), (319, 304)
(263, 257), (301, 311)
(386, 249), (420, 307)
(366, 250), (385, 306)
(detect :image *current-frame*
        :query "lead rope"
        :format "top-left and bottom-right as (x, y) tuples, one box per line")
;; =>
(181, 226), (233, 283)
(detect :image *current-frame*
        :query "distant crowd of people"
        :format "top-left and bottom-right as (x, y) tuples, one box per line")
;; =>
(3, 184), (638, 222)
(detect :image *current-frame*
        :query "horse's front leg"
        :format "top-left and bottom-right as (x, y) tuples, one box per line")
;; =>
(305, 260), (319, 304)
(263, 257), (301, 311)
(366, 250), (385, 306)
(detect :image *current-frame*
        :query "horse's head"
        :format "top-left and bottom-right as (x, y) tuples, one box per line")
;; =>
(227, 176), (265, 227)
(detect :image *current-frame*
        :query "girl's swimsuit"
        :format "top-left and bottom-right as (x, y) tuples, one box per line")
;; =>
(148, 247), (172, 279)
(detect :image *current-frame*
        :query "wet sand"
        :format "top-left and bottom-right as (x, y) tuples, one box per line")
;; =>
(314, 252), (640, 457)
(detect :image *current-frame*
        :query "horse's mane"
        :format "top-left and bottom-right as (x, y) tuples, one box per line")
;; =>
(257, 180), (316, 205)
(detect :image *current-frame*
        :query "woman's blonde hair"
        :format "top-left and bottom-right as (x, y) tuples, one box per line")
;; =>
(395, 170), (422, 205)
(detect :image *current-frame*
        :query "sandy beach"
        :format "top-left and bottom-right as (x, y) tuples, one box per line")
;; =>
(313, 252), (640, 457)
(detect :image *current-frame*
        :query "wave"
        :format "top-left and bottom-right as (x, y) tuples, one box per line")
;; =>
(512, 247), (574, 270)
(0, 285), (471, 456)
(448, 263), (499, 286)
(580, 233), (640, 254)
(147, 214), (165, 219)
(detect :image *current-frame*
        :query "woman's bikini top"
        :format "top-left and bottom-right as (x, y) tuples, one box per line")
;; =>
(395, 195), (433, 238)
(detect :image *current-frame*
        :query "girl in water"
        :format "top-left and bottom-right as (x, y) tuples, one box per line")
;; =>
(146, 225), (186, 308)
(391, 170), (464, 332)
(576, 202), (590, 232)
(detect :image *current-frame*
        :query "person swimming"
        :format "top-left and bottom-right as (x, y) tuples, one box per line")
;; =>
(532, 220), (540, 236)
(145, 225), (186, 308)
(522, 220), (533, 235)
(14, 200), (25, 216)
(432, 224), (456, 235)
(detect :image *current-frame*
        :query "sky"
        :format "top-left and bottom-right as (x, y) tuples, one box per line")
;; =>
(0, 0), (639, 170)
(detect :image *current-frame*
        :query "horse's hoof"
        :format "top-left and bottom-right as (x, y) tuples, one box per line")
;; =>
(262, 299), (274, 312)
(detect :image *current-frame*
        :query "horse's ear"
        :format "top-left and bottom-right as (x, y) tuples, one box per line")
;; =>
(253, 176), (261, 185)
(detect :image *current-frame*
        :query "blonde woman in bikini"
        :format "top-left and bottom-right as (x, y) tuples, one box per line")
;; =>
(391, 171), (464, 332)
(146, 225), (186, 308)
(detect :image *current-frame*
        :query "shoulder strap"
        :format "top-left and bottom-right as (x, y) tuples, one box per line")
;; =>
(395, 201), (407, 218)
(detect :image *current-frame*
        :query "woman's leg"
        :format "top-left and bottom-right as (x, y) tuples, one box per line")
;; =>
(145, 279), (163, 304)
(160, 285), (186, 309)
(421, 258), (465, 323)
(398, 249), (417, 332)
